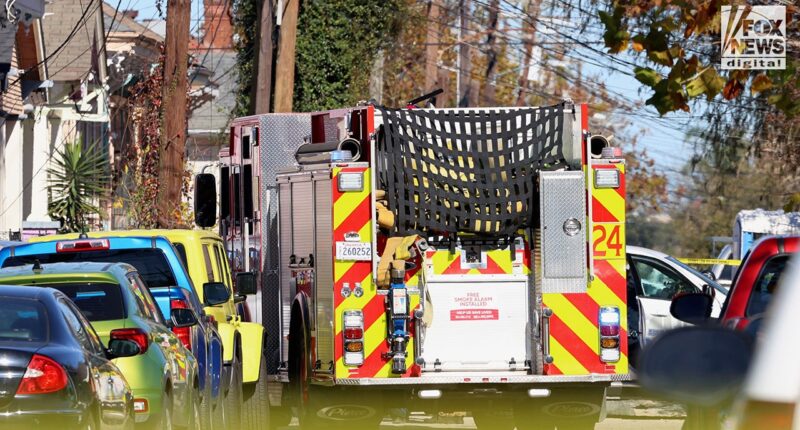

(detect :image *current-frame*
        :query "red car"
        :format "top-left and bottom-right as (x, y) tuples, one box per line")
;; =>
(671, 235), (800, 330)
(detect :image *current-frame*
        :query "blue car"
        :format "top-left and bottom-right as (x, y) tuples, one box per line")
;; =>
(0, 237), (224, 430)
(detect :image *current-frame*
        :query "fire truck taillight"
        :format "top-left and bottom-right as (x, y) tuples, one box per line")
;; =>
(337, 172), (364, 192)
(599, 306), (621, 363)
(343, 310), (364, 366)
(594, 169), (620, 189)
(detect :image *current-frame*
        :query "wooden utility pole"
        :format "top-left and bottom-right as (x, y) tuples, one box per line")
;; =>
(457, 0), (469, 107)
(254, 0), (274, 114)
(482, 0), (500, 106)
(424, 0), (441, 93)
(159, 0), (191, 227)
(273, 0), (300, 113)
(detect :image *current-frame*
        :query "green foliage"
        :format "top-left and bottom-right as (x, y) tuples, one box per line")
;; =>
(598, 1), (800, 116)
(47, 140), (109, 233)
(293, 0), (405, 112)
(233, 0), (257, 116)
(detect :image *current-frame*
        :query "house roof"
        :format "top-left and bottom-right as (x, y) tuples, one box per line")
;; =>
(102, 3), (163, 44)
(42, 0), (107, 82)
(187, 48), (237, 134)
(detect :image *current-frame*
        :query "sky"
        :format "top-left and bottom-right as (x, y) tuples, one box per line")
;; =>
(127, 0), (703, 180)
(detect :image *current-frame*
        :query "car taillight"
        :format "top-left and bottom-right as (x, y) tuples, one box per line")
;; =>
(56, 239), (110, 253)
(16, 354), (68, 394)
(343, 310), (364, 366)
(599, 306), (621, 363)
(738, 400), (795, 430)
(110, 328), (149, 354)
(171, 298), (192, 349)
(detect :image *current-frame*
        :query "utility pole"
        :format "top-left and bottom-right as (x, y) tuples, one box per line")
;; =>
(458, 0), (473, 107)
(159, 0), (191, 227)
(254, 0), (274, 114)
(482, 0), (500, 106)
(424, 0), (441, 94)
(516, 0), (540, 106)
(273, 0), (299, 113)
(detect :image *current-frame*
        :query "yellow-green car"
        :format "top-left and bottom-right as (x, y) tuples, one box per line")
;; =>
(34, 230), (270, 430)
(0, 261), (201, 430)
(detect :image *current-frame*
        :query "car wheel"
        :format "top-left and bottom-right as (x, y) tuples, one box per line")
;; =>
(242, 352), (271, 430)
(178, 385), (202, 430)
(147, 391), (174, 430)
(224, 353), (243, 430)
(199, 380), (213, 430)
(212, 389), (226, 430)
(83, 411), (98, 430)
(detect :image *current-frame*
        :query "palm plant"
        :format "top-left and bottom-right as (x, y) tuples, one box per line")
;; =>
(47, 140), (110, 232)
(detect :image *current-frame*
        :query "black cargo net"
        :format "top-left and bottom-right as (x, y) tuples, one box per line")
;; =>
(377, 104), (568, 237)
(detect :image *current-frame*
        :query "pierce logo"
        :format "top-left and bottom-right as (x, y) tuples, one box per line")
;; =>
(317, 405), (375, 421)
(721, 5), (786, 70)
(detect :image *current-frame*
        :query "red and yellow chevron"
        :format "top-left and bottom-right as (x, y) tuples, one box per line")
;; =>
(331, 166), (420, 379)
(543, 162), (628, 376)
(425, 245), (530, 276)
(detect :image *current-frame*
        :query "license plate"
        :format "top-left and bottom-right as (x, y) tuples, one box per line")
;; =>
(336, 242), (372, 261)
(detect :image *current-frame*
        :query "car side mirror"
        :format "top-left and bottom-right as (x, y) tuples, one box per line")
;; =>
(236, 271), (258, 295)
(194, 173), (217, 228)
(203, 282), (231, 306)
(106, 339), (141, 359)
(670, 292), (714, 325)
(639, 326), (753, 407)
(171, 308), (199, 328)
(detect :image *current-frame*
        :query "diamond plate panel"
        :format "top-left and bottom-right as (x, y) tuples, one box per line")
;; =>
(259, 114), (312, 373)
(539, 170), (587, 293)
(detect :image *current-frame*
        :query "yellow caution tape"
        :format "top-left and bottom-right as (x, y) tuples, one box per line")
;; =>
(677, 258), (742, 266)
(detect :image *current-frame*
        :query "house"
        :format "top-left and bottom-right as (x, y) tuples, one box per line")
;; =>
(0, 0), (52, 239)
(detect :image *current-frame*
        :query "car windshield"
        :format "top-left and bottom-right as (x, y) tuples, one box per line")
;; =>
(666, 256), (726, 295)
(746, 255), (790, 317)
(39, 283), (125, 322)
(0, 298), (48, 342)
(3, 249), (177, 288)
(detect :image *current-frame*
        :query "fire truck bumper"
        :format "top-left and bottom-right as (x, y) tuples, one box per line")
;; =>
(333, 372), (635, 386)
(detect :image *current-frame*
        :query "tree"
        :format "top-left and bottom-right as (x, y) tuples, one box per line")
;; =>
(48, 141), (110, 233)
(232, 0), (258, 116)
(595, 1), (799, 116)
(293, 1), (405, 112)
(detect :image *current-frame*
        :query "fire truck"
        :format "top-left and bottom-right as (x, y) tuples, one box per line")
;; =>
(193, 98), (630, 429)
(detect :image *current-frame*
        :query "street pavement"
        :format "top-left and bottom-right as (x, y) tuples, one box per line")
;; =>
(280, 400), (685, 429)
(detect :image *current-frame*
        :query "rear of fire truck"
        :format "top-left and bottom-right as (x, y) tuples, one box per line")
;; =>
(217, 100), (629, 430)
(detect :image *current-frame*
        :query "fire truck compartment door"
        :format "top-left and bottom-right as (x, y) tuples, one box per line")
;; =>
(539, 170), (587, 293)
(420, 280), (529, 371)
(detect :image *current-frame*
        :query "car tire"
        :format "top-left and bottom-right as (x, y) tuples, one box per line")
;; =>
(146, 391), (173, 430)
(178, 384), (202, 430)
(199, 381), (213, 430)
(224, 354), (243, 430)
(83, 410), (98, 430)
(242, 352), (271, 430)
(212, 390), (226, 430)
